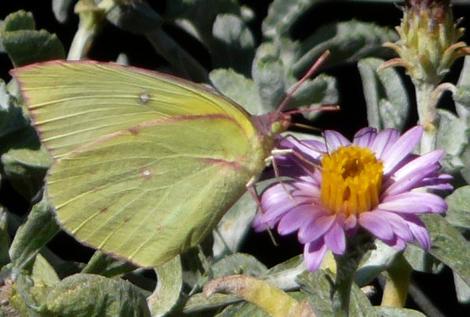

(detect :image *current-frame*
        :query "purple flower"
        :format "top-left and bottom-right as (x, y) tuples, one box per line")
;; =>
(253, 126), (451, 271)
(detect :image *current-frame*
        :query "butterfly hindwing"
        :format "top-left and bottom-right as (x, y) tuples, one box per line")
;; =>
(13, 61), (270, 267)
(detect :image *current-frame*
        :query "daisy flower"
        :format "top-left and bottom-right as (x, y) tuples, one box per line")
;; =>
(253, 126), (452, 271)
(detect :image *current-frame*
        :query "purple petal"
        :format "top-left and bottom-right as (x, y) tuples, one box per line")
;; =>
(304, 240), (328, 271)
(374, 209), (413, 241)
(359, 211), (394, 240)
(344, 215), (358, 230)
(325, 221), (346, 254)
(379, 192), (447, 214)
(353, 127), (377, 147)
(298, 214), (335, 244)
(384, 150), (445, 195)
(370, 128), (400, 159)
(402, 214), (431, 250)
(323, 130), (351, 152)
(383, 236), (407, 251)
(278, 135), (325, 162)
(416, 174), (453, 191)
(382, 126), (423, 174)
(277, 205), (321, 235)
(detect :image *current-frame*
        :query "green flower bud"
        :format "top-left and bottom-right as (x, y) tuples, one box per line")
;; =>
(382, 0), (470, 85)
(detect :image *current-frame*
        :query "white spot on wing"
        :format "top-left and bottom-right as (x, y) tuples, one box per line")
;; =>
(139, 91), (151, 104)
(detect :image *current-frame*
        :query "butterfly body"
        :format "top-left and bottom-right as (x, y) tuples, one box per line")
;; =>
(12, 61), (282, 267)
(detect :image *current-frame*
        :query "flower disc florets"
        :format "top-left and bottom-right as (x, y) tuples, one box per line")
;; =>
(253, 126), (451, 271)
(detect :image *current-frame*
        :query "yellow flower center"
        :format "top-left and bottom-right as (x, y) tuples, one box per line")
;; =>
(320, 146), (383, 216)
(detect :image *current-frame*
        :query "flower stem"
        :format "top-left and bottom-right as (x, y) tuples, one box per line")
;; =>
(415, 82), (438, 154)
(332, 233), (373, 316)
(381, 253), (412, 307)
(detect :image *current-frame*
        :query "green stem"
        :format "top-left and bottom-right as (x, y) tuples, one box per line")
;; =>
(381, 253), (412, 307)
(332, 233), (373, 317)
(415, 82), (438, 154)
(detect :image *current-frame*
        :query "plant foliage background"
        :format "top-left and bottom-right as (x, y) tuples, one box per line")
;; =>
(0, 0), (469, 316)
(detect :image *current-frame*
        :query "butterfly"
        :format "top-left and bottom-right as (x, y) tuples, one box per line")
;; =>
(11, 52), (328, 267)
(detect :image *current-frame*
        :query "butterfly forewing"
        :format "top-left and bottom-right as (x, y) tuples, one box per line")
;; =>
(12, 61), (270, 267)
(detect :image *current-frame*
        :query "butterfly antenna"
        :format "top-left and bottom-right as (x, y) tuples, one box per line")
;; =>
(275, 50), (331, 116)
(284, 104), (340, 116)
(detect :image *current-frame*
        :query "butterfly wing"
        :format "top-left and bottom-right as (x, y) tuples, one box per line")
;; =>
(12, 61), (271, 267)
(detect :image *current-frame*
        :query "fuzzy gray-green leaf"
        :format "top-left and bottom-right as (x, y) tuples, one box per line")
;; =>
(52, 0), (75, 23)
(1, 10), (35, 32)
(46, 274), (151, 317)
(105, 0), (162, 34)
(212, 14), (255, 75)
(252, 43), (286, 112)
(422, 214), (470, 286)
(374, 307), (426, 317)
(262, 0), (323, 39)
(293, 20), (397, 76)
(1, 126), (52, 200)
(436, 109), (468, 157)
(212, 192), (257, 258)
(453, 271), (470, 304)
(2, 29), (65, 67)
(297, 271), (334, 317)
(445, 185), (470, 229)
(209, 69), (264, 115)
(0, 206), (10, 267)
(216, 302), (269, 317)
(358, 57), (409, 130)
(147, 256), (182, 317)
(9, 199), (59, 272)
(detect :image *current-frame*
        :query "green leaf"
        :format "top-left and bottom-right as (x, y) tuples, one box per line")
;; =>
(9, 199), (60, 272)
(184, 292), (240, 314)
(374, 307), (426, 317)
(445, 185), (470, 229)
(216, 302), (269, 317)
(293, 20), (397, 76)
(2, 29), (65, 66)
(0, 80), (28, 139)
(211, 14), (255, 76)
(31, 254), (60, 288)
(203, 275), (312, 317)
(166, 0), (240, 43)
(453, 271), (470, 304)
(422, 214), (470, 286)
(0, 80), (51, 200)
(147, 256), (182, 317)
(103, 0), (162, 34)
(212, 193), (256, 257)
(81, 251), (135, 277)
(356, 241), (399, 286)
(0, 206), (10, 267)
(252, 43), (286, 112)
(52, 0), (75, 23)
(296, 271), (334, 317)
(45, 274), (151, 317)
(349, 283), (377, 317)
(209, 69), (264, 115)
(262, 0), (324, 39)
(0, 125), (52, 200)
(264, 255), (305, 291)
(455, 56), (470, 121)
(288, 74), (338, 120)
(211, 253), (267, 279)
(403, 244), (441, 273)
(1, 10), (35, 32)
(358, 57), (409, 130)
(436, 109), (468, 157)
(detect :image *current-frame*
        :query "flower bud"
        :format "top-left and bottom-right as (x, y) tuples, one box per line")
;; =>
(382, 0), (470, 85)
